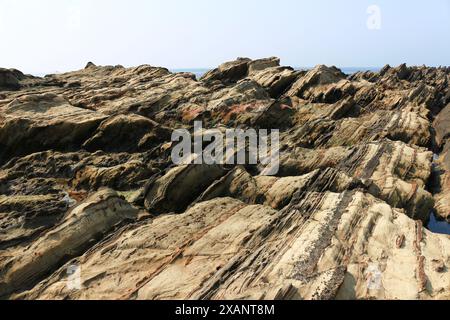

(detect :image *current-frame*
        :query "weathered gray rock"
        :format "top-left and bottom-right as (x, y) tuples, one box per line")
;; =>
(201, 57), (251, 84)
(248, 57), (280, 74)
(433, 103), (450, 221)
(82, 114), (171, 153)
(15, 192), (450, 300)
(144, 164), (227, 214)
(0, 189), (138, 298)
(248, 66), (301, 98)
(434, 103), (450, 146)
(0, 93), (107, 163)
(286, 65), (347, 101)
(0, 68), (21, 91)
(0, 60), (448, 301)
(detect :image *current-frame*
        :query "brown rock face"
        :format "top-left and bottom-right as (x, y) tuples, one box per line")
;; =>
(0, 189), (138, 297)
(0, 68), (22, 91)
(0, 93), (107, 162)
(0, 58), (449, 300)
(433, 104), (450, 221)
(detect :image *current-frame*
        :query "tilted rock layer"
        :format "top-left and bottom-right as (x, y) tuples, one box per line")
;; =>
(0, 59), (449, 300)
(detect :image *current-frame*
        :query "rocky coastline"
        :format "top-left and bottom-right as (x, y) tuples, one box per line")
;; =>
(0, 57), (449, 300)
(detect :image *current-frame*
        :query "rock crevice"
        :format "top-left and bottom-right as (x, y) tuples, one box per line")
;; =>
(0, 58), (448, 300)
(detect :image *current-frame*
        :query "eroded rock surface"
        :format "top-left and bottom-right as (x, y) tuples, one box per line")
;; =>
(0, 189), (138, 297)
(0, 58), (449, 300)
(433, 104), (450, 221)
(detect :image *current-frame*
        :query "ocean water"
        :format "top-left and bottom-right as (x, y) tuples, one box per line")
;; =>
(171, 68), (209, 79)
(340, 67), (382, 74)
(297, 67), (381, 75)
(428, 212), (450, 235)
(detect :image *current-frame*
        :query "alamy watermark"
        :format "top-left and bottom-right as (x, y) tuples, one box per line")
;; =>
(367, 5), (382, 30)
(67, 6), (81, 31)
(171, 122), (280, 176)
(66, 264), (82, 290)
(366, 263), (382, 291)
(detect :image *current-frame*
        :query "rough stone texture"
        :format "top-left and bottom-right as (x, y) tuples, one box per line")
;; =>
(82, 114), (171, 153)
(13, 193), (450, 300)
(0, 68), (22, 91)
(0, 93), (107, 162)
(433, 104), (450, 221)
(0, 58), (449, 300)
(434, 146), (450, 222)
(434, 103), (450, 146)
(276, 140), (434, 221)
(0, 189), (138, 298)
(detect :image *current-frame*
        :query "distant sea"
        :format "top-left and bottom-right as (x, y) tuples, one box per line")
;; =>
(171, 68), (210, 79)
(171, 67), (382, 79)
(428, 212), (450, 235)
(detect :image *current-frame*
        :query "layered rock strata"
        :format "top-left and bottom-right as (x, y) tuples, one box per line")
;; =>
(0, 59), (449, 300)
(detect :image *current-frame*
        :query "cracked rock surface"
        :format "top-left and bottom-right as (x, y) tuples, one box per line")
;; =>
(0, 58), (449, 300)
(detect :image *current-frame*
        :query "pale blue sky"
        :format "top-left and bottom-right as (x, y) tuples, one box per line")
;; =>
(0, 0), (449, 74)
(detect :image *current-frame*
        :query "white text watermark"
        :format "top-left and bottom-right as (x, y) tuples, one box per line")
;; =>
(367, 5), (382, 30)
(171, 122), (280, 176)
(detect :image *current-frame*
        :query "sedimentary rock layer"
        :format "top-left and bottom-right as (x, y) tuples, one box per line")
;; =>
(0, 59), (449, 300)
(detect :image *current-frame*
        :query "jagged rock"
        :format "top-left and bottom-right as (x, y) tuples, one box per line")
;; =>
(14, 191), (450, 300)
(82, 114), (171, 153)
(196, 79), (276, 127)
(276, 140), (434, 221)
(247, 57), (280, 75)
(144, 164), (228, 214)
(0, 60), (448, 301)
(201, 58), (251, 84)
(248, 66), (301, 98)
(0, 68), (21, 91)
(180, 79), (282, 126)
(434, 145), (450, 222)
(432, 103), (450, 221)
(386, 63), (411, 80)
(0, 151), (157, 244)
(286, 65), (347, 101)
(195, 167), (363, 209)
(0, 189), (138, 298)
(71, 159), (154, 192)
(85, 62), (96, 69)
(0, 194), (68, 249)
(0, 151), (152, 195)
(201, 57), (283, 86)
(379, 64), (391, 76)
(434, 103), (450, 146)
(285, 106), (431, 149)
(252, 98), (295, 129)
(0, 93), (107, 163)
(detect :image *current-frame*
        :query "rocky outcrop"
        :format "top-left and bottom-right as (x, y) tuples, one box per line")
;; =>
(434, 148), (450, 222)
(201, 58), (252, 84)
(286, 65), (349, 102)
(144, 164), (227, 214)
(14, 192), (450, 300)
(0, 189), (138, 298)
(82, 114), (171, 153)
(434, 103), (450, 146)
(433, 103), (450, 221)
(0, 58), (449, 300)
(276, 140), (434, 221)
(248, 66), (301, 98)
(0, 93), (107, 162)
(0, 68), (24, 91)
